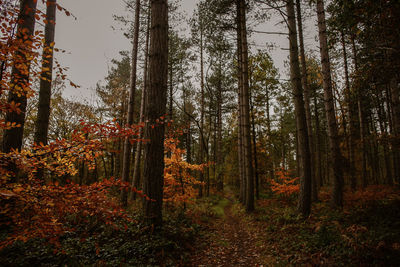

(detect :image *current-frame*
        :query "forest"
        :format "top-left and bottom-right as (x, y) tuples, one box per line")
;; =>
(1, 0), (400, 266)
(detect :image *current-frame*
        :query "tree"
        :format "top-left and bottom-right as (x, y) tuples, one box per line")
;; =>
(3, 0), (38, 156)
(131, 3), (151, 201)
(121, 0), (141, 207)
(286, 0), (312, 216)
(142, 0), (168, 227)
(295, 0), (318, 201)
(316, 0), (344, 208)
(237, 0), (254, 212)
(34, 0), (57, 147)
(190, 3), (206, 197)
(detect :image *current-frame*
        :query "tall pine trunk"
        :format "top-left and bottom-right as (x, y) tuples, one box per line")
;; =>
(142, 0), (168, 227)
(236, 0), (245, 203)
(198, 18), (205, 197)
(238, 0), (254, 212)
(287, 0), (312, 216)
(316, 0), (343, 208)
(341, 31), (357, 191)
(295, 0), (317, 201)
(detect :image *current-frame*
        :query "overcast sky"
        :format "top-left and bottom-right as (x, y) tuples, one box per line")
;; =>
(50, 0), (318, 101)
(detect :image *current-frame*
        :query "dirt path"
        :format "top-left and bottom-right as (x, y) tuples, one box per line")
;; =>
(190, 199), (265, 266)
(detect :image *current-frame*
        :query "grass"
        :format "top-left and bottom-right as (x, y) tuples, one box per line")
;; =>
(211, 197), (229, 218)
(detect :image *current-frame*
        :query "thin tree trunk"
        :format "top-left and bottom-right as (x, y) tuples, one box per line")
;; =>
(296, 0), (317, 201)
(316, 0), (343, 208)
(239, 0), (254, 212)
(350, 36), (367, 188)
(121, 0), (141, 206)
(377, 89), (393, 185)
(314, 91), (323, 188)
(236, 0), (245, 203)
(390, 77), (400, 184)
(34, 0), (56, 146)
(250, 90), (259, 200)
(265, 84), (274, 181)
(341, 31), (357, 191)
(287, 0), (312, 216)
(142, 0), (168, 227)
(169, 63), (173, 120)
(131, 4), (150, 201)
(199, 18), (205, 197)
(216, 56), (223, 192)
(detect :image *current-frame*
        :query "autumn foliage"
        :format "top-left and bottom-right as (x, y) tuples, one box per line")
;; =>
(164, 137), (205, 205)
(269, 168), (299, 197)
(0, 1), (75, 125)
(0, 119), (145, 249)
(0, 178), (134, 249)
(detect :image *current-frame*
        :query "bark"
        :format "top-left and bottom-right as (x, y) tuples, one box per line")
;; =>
(377, 88), (393, 185)
(121, 0), (141, 206)
(287, 0), (312, 216)
(34, 0), (56, 146)
(250, 90), (259, 200)
(132, 5), (150, 201)
(199, 18), (205, 197)
(239, 0), (254, 212)
(216, 55), (223, 192)
(314, 91), (323, 188)
(265, 85), (274, 181)
(142, 0), (168, 227)
(3, 0), (38, 156)
(236, 0), (245, 203)
(296, 0), (317, 201)
(341, 31), (357, 191)
(350, 36), (368, 188)
(169, 61), (173, 120)
(390, 77), (400, 184)
(316, 0), (343, 208)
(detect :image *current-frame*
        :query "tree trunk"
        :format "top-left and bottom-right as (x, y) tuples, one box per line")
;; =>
(142, 0), (168, 227)
(3, 0), (38, 156)
(34, 0), (56, 146)
(377, 88), (393, 185)
(296, 0), (317, 202)
(341, 31), (357, 191)
(169, 62), (173, 120)
(132, 5), (150, 201)
(250, 90), (259, 200)
(265, 84), (274, 181)
(390, 77), (400, 184)
(236, 0), (245, 203)
(314, 91), (323, 188)
(121, 0), (141, 206)
(316, 0), (343, 208)
(287, 0), (312, 216)
(238, 0), (254, 212)
(199, 18), (205, 197)
(216, 56), (223, 192)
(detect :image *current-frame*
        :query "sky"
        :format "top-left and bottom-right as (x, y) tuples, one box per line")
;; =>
(50, 0), (318, 101)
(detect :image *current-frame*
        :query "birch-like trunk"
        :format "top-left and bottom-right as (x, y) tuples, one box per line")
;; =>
(121, 0), (141, 207)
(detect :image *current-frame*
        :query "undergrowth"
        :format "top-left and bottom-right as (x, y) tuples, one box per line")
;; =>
(251, 186), (400, 266)
(0, 209), (199, 266)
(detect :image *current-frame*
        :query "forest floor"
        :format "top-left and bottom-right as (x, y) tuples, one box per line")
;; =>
(188, 186), (400, 266)
(1, 186), (400, 266)
(190, 196), (271, 266)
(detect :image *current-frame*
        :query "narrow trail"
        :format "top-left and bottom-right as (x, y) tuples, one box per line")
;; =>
(190, 198), (266, 266)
